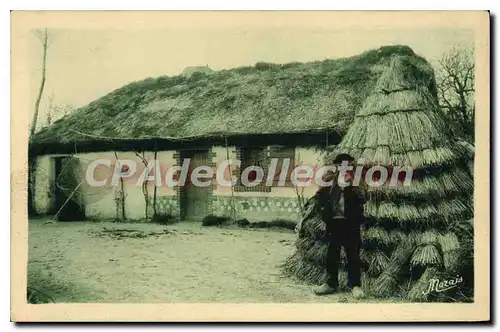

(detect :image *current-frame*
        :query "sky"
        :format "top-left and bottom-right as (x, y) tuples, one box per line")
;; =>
(28, 27), (474, 124)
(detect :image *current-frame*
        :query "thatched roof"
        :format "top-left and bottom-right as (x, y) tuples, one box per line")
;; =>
(32, 45), (433, 146)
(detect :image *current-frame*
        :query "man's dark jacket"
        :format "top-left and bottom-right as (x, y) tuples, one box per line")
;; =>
(315, 184), (365, 230)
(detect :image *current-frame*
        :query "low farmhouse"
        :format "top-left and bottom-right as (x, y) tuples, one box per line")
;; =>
(30, 45), (444, 223)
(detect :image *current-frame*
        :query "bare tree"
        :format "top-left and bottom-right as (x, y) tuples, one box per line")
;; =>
(436, 45), (475, 141)
(30, 29), (50, 139)
(28, 28), (50, 215)
(45, 92), (55, 126)
(45, 100), (74, 128)
(133, 151), (153, 221)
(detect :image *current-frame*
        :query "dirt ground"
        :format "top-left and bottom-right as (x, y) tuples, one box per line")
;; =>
(28, 218), (379, 303)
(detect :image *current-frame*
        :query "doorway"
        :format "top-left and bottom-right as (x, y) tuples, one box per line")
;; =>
(53, 156), (86, 221)
(180, 149), (212, 221)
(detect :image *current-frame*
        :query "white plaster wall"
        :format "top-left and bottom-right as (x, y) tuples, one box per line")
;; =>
(294, 146), (326, 198)
(33, 155), (54, 214)
(212, 145), (237, 196)
(154, 150), (177, 197)
(32, 150), (179, 220)
(33, 146), (326, 220)
(79, 150), (178, 220)
(73, 151), (114, 218)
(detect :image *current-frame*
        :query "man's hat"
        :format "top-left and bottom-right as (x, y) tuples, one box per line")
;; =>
(333, 153), (355, 164)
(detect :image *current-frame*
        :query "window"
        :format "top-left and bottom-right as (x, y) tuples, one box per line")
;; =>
(268, 146), (295, 187)
(235, 146), (295, 191)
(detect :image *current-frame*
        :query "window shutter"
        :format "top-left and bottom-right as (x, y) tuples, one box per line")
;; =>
(268, 145), (295, 186)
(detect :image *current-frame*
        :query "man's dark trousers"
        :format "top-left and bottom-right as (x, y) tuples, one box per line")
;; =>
(326, 217), (362, 289)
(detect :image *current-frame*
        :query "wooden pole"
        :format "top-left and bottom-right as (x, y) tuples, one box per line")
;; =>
(113, 151), (126, 221)
(152, 143), (158, 218)
(44, 179), (84, 224)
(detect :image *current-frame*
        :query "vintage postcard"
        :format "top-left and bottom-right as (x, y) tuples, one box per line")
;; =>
(11, 11), (490, 322)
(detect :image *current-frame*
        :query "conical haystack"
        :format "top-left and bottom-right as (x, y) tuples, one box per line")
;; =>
(283, 54), (474, 301)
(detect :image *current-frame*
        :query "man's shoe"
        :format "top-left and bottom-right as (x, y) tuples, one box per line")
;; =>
(313, 283), (337, 296)
(352, 286), (364, 299)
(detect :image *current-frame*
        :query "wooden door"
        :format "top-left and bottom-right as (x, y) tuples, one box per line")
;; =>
(182, 150), (211, 221)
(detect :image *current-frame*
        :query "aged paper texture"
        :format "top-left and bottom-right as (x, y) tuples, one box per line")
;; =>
(11, 10), (489, 322)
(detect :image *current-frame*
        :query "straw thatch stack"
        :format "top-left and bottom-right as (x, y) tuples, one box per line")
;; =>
(283, 54), (474, 301)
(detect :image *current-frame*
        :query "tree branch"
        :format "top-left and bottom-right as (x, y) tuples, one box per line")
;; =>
(435, 44), (475, 139)
(30, 29), (49, 140)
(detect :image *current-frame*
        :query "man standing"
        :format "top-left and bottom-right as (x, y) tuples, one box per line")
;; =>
(313, 153), (365, 299)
